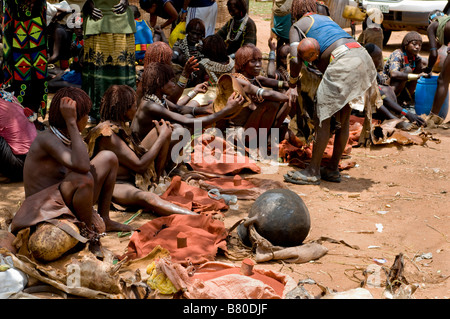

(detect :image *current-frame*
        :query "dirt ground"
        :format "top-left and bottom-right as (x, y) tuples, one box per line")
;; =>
(1, 16), (449, 300)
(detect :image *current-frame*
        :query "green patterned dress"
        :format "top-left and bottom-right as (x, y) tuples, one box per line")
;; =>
(82, 0), (136, 121)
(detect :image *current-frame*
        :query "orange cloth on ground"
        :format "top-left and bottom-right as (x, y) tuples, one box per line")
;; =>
(187, 133), (261, 175)
(154, 260), (298, 299)
(160, 176), (229, 212)
(121, 214), (228, 265)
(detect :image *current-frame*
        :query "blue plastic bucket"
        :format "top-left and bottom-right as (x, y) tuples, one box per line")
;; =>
(415, 75), (449, 119)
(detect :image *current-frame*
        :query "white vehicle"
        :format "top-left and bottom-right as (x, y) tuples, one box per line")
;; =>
(348, 0), (450, 44)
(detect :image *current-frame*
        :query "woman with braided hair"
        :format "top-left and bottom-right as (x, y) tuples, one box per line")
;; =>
(131, 62), (245, 143)
(11, 87), (131, 241)
(284, 0), (382, 185)
(227, 43), (289, 137)
(136, 41), (202, 104)
(85, 84), (197, 217)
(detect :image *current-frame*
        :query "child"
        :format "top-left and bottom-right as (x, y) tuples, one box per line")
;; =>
(382, 31), (428, 105)
(130, 5), (154, 65)
(85, 84), (197, 217)
(11, 87), (131, 240)
(357, 7), (384, 50)
(267, 38), (290, 84)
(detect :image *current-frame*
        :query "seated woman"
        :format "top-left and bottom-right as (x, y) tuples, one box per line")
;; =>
(216, 0), (257, 58)
(187, 34), (236, 88)
(383, 31), (428, 105)
(130, 62), (245, 143)
(85, 84), (196, 217)
(225, 43), (290, 137)
(11, 87), (130, 238)
(137, 41), (200, 104)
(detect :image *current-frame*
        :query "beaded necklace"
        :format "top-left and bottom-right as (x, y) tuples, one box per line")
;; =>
(178, 37), (203, 61)
(226, 14), (249, 43)
(403, 52), (416, 71)
(144, 94), (168, 110)
(200, 58), (235, 84)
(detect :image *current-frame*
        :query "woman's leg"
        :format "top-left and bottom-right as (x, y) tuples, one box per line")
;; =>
(112, 183), (196, 216)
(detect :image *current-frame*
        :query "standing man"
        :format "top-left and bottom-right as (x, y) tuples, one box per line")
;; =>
(284, 0), (382, 185)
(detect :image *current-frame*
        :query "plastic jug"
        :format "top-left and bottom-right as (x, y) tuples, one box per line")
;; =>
(415, 75), (449, 119)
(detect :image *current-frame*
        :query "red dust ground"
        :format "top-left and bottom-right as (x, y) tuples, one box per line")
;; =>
(0, 16), (449, 300)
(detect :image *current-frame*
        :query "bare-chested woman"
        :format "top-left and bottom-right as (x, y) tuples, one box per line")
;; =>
(11, 87), (131, 236)
(85, 84), (198, 217)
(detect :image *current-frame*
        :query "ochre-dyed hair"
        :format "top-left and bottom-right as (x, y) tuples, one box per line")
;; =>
(202, 34), (229, 63)
(141, 62), (175, 95)
(401, 31), (422, 51)
(48, 87), (92, 129)
(100, 85), (136, 124)
(234, 43), (262, 73)
(143, 41), (173, 67)
(291, 0), (317, 21)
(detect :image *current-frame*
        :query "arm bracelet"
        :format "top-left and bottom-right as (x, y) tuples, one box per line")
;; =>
(407, 73), (419, 81)
(177, 75), (188, 88)
(187, 90), (197, 99)
(268, 51), (276, 60)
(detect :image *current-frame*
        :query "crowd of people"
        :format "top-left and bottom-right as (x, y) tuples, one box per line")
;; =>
(1, 0), (449, 251)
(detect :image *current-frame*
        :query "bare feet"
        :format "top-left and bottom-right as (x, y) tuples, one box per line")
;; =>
(103, 218), (135, 232)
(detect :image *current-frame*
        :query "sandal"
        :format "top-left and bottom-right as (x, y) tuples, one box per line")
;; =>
(320, 167), (341, 183)
(284, 170), (321, 185)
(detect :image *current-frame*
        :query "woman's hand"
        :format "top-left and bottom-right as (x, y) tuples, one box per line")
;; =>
(405, 112), (426, 127)
(113, 0), (129, 14)
(83, 0), (103, 20)
(60, 97), (78, 125)
(194, 82), (208, 94)
(183, 56), (200, 76)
